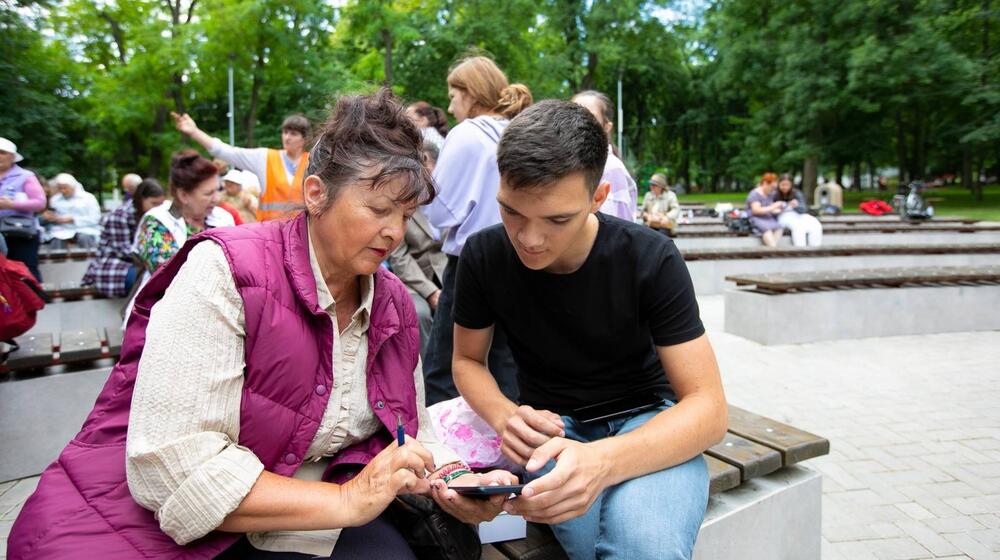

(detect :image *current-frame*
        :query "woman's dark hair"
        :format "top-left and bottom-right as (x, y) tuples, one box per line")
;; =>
(281, 114), (311, 139)
(497, 100), (608, 193)
(132, 178), (165, 215)
(169, 150), (219, 194)
(775, 173), (798, 202)
(306, 88), (435, 213)
(409, 101), (449, 137)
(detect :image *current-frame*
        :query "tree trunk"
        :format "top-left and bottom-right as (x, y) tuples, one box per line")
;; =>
(852, 161), (862, 191)
(974, 155), (984, 202)
(803, 157), (818, 203)
(148, 106), (168, 178)
(962, 145), (973, 193)
(381, 28), (393, 87)
(581, 51), (598, 91)
(835, 162), (845, 187)
(895, 111), (908, 185)
(679, 124), (690, 186)
(244, 49), (266, 146)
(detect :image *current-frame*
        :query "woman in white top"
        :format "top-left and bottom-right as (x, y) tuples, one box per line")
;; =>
(44, 173), (102, 247)
(775, 173), (823, 246)
(571, 90), (638, 222)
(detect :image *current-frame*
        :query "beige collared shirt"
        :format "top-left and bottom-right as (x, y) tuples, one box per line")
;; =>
(126, 238), (459, 556)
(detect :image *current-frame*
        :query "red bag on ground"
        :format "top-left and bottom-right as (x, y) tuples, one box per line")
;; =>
(0, 252), (46, 342)
(859, 200), (893, 216)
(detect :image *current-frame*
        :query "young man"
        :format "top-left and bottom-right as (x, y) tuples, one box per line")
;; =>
(452, 100), (727, 559)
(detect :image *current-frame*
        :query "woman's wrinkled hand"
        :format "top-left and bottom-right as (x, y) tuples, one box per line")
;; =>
(431, 469), (520, 524)
(340, 436), (435, 526)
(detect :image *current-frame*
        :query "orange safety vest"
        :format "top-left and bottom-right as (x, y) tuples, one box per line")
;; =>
(258, 149), (309, 221)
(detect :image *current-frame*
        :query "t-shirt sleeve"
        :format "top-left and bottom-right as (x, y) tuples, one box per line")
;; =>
(644, 243), (705, 346)
(452, 235), (496, 330)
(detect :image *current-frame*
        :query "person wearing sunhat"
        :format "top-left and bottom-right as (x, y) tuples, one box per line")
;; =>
(0, 137), (46, 281)
(220, 169), (258, 224)
(640, 172), (680, 235)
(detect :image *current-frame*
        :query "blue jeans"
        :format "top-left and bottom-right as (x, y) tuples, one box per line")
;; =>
(524, 402), (709, 560)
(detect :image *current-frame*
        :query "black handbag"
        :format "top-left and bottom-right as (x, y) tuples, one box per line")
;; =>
(387, 494), (482, 560)
(0, 215), (38, 239)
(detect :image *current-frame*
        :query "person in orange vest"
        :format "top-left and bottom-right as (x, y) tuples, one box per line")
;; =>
(172, 112), (310, 221)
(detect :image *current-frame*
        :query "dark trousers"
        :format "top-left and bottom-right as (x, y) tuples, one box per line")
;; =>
(5, 235), (41, 282)
(423, 255), (519, 406)
(216, 512), (415, 559)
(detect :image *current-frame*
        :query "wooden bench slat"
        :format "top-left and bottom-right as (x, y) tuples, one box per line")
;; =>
(726, 406), (830, 465)
(59, 329), (104, 363)
(705, 454), (741, 494)
(706, 433), (783, 481)
(4, 333), (55, 370)
(105, 327), (124, 357)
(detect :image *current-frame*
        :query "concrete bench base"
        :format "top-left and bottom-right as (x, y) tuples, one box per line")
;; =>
(674, 231), (1000, 250)
(725, 284), (1000, 345)
(694, 466), (821, 560)
(0, 367), (111, 482)
(689, 253), (1000, 295)
(37, 260), (90, 285)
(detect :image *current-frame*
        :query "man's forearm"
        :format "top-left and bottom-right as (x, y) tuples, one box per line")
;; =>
(591, 392), (727, 487)
(453, 356), (517, 434)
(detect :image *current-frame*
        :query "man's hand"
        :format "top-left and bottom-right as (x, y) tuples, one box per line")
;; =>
(498, 405), (565, 466)
(430, 469), (519, 524)
(427, 290), (440, 311)
(171, 111), (199, 136)
(503, 438), (611, 525)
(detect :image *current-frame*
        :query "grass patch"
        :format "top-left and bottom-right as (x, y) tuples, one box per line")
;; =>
(672, 184), (1000, 221)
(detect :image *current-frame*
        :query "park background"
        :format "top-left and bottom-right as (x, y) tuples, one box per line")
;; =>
(3, 0), (999, 217)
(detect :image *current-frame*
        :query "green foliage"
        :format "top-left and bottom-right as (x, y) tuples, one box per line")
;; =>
(5, 0), (1000, 197)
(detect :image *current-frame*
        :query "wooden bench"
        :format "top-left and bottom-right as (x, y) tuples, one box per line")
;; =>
(725, 265), (1000, 294)
(41, 280), (104, 301)
(484, 406), (829, 559)
(673, 224), (1000, 238)
(681, 242), (1000, 262)
(2, 327), (124, 374)
(37, 247), (97, 262)
(724, 265), (1000, 344)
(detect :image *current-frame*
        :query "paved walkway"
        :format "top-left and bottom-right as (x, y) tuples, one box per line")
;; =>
(1, 294), (998, 559)
(700, 295), (1000, 560)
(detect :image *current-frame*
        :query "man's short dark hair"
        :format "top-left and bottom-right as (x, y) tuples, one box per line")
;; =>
(497, 100), (608, 193)
(281, 114), (311, 138)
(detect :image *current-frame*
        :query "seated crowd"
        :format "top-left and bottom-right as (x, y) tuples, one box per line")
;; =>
(5, 56), (728, 560)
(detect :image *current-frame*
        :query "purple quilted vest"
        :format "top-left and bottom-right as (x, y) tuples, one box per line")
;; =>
(8, 214), (421, 559)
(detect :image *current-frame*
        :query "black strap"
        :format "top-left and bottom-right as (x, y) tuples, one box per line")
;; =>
(1, 339), (19, 364)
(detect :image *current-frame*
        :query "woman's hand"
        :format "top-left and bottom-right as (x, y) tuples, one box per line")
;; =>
(0, 198), (13, 210)
(503, 438), (611, 525)
(431, 470), (520, 524)
(171, 111), (199, 137)
(498, 405), (565, 466)
(340, 436), (436, 526)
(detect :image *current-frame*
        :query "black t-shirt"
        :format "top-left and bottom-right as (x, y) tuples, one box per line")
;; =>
(454, 213), (705, 413)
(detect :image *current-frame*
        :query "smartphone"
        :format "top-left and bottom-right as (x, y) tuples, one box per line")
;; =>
(572, 392), (665, 424)
(450, 484), (525, 499)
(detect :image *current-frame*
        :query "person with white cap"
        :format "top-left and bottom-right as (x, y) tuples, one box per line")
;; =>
(220, 169), (258, 224)
(0, 137), (47, 281)
(43, 173), (102, 248)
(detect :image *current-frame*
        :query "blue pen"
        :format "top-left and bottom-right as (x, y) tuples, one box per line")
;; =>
(396, 414), (405, 447)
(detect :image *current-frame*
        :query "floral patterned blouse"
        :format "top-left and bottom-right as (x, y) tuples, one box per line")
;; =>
(135, 213), (204, 274)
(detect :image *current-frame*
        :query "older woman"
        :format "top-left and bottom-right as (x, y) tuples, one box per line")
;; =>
(746, 172), (785, 247)
(81, 179), (166, 298)
(0, 138), (46, 281)
(9, 90), (515, 560)
(133, 151), (233, 276)
(44, 173), (102, 248)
